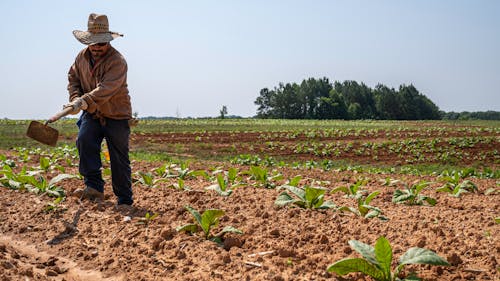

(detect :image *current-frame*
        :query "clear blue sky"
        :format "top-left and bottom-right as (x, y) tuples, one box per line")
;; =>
(1, 0), (499, 119)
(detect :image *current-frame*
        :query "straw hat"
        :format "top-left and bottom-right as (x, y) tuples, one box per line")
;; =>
(73, 13), (123, 45)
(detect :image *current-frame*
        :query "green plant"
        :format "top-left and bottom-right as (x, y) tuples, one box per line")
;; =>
(331, 178), (368, 198)
(392, 181), (436, 206)
(25, 174), (76, 197)
(176, 206), (242, 242)
(205, 168), (245, 196)
(244, 166), (283, 188)
(338, 191), (388, 220)
(436, 172), (478, 197)
(166, 161), (208, 180)
(275, 185), (336, 209)
(44, 196), (66, 213)
(167, 178), (191, 190)
(137, 212), (159, 226)
(135, 171), (169, 188)
(327, 236), (449, 281)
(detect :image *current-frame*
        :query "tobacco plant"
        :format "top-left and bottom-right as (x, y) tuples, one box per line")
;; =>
(392, 181), (436, 206)
(331, 178), (368, 198)
(176, 206), (242, 242)
(244, 166), (283, 188)
(166, 161), (208, 180)
(275, 185), (336, 209)
(135, 171), (170, 188)
(327, 236), (449, 281)
(338, 191), (388, 220)
(436, 171), (477, 197)
(205, 168), (245, 196)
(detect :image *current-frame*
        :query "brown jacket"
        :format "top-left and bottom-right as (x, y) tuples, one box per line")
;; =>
(68, 46), (132, 120)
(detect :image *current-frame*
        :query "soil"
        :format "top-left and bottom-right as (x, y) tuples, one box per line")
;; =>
(0, 130), (499, 281)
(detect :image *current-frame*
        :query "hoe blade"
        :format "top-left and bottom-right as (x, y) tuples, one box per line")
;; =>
(26, 121), (59, 147)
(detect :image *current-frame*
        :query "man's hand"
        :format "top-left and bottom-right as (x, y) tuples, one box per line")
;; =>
(64, 97), (88, 115)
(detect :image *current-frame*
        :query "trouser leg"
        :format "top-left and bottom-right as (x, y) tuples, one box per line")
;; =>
(76, 113), (105, 192)
(103, 118), (133, 205)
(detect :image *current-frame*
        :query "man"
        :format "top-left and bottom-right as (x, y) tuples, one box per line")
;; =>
(66, 13), (133, 211)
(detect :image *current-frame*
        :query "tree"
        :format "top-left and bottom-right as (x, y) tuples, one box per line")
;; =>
(219, 105), (228, 119)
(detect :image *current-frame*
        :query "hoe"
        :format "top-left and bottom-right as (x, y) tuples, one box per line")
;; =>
(26, 106), (75, 146)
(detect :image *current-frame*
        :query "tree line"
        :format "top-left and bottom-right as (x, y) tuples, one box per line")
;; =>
(254, 77), (442, 120)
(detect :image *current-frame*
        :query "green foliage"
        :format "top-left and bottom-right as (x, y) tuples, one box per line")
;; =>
(331, 178), (368, 198)
(0, 165), (75, 198)
(338, 191), (388, 220)
(135, 171), (170, 188)
(166, 161), (208, 180)
(244, 166), (283, 188)
(205, 168), (245, 196)
(176, 206), (243, 241)
(137, 212), (159, 226)
(255, 78), (441, 120)
(327, 236), (449, 281)
(44, 196), (65, 213)
(275, 185), (336, 209)
(392, 181), (436, 206)
(436, 171), (478, 197)
(167, 178), (191, 190)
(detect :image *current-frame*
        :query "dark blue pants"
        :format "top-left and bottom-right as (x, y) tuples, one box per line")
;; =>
(76, 112), (133, 205)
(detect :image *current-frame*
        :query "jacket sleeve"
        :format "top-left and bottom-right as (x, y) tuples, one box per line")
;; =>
(82, 58), (127, 114)
(67, 59), (83, 102)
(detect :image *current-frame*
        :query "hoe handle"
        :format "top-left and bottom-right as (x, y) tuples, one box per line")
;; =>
(46, 106), (75, 125)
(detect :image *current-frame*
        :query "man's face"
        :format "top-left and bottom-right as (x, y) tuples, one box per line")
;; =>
(89, 42), (110, 59)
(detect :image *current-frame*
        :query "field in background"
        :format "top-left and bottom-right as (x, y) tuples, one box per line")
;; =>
(0, 118), (498, 280)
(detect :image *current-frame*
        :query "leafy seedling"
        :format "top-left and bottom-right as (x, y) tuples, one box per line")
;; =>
(137, 212), (159, 226)
(338, 191), (388, 220)
(331, 178), (368, 198)
(44, 196), (66, 213)
(167, 178), (191, 190)
(436, 178), (478, 197)
(244, 166), (283, 188)
(205, 168), (245, 196)
(135, 171), (170, 188)
(275, 185), (336, 209)
(393, 181), (436, 206)
(327, 236), (449, 281)
(176, 206), (242, 243)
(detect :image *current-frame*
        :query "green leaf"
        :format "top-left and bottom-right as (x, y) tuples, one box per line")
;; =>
(283, 185), (306, 201)
(423, 197), (437, 206)
(218, 225), (243, 236)
(399, 247), (450, 267)
(349, 240), (378, 266)
(200, 209), (225, 238)
(275, 191), (297, 207)
(374, 236), (392, 279)
(392, 190), (413, 203)
(176, 223), (198, 234)
(318, 200), (336, 209)
(184, 205), (202, 226)
(331, 186), (350, 195)
(304, 186), (325, 208)
(365, 191), (380, 205)
(288, 175), (302, 187)
(48, 174), (77, 186)
(327, 258), (384, 280)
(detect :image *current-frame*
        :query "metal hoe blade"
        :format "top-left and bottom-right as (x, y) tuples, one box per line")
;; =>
(26, 121), (59, 146)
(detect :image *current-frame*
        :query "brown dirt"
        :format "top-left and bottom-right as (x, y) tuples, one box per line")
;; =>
(0, 130), (499, 281)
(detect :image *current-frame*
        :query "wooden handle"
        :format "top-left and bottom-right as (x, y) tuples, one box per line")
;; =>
(47, 106), (76, 124)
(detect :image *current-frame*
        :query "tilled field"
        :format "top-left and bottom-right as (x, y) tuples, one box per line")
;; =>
(0, 128), (499, 281)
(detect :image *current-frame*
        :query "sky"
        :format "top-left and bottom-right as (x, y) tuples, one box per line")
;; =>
(0, 0), (499, 119)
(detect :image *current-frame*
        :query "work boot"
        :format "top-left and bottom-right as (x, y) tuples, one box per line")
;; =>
(115, 203), (135, 216)
(72, 186), (104, 202)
